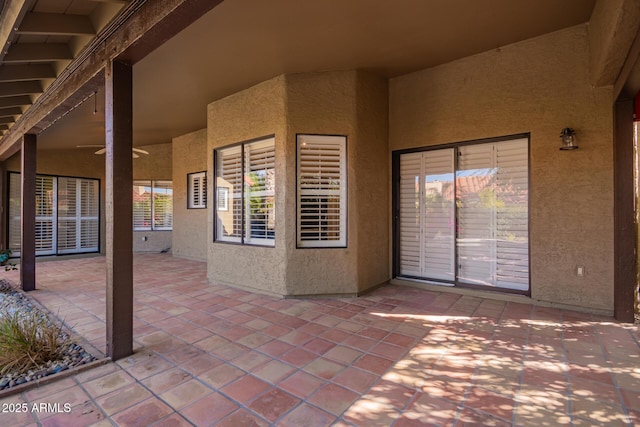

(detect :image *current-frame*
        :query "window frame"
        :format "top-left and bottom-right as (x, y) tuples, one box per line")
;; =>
(392, 133), (531, 295)
(187, 171), (207, 209)
(133, 180), (173, 231)
(214, 135), (276, 247)
(7, 172), (101, 257)
(296, 134), (348, 249)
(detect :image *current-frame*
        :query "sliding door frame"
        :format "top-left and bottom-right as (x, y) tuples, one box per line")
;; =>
(392, 133), (531, 295)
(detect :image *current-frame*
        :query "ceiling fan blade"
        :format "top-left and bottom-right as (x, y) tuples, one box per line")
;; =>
(94, 148), (106, 155)
(132, 153), (139, 158)
(132, 148), (149, 155)
(77, 145), (105, 148)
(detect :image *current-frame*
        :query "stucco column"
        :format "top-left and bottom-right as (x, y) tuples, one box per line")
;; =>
(20, 134), (36, 292)
(105, 60), (133, 360)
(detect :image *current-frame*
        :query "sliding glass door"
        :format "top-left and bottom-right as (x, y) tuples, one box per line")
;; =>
(397, 137), (529, 292)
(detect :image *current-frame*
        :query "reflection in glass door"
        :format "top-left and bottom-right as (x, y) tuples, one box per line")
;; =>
(399, 149), (455, 281)
(397, 137), (529, 292)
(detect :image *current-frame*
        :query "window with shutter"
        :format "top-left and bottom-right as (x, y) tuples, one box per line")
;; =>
(215, 136), (276, 246)
(396, 136), (529, 292)
(188, 171), (207, 209)
(133, 181), (152, 231)
(57, 177), (99, 254)
(8, 173), (98, 256)
(8, 173), (21, 254)
(153, 181), (173, 230)
(216, 145), (243, 243)
(296, 134), (347, 248)
(132, 180), (173, 231)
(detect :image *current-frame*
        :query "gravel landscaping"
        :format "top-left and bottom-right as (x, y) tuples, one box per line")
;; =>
(0, 279), (96, 390)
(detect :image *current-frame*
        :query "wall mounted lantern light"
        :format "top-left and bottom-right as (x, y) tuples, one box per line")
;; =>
(559, 127), (578, 150)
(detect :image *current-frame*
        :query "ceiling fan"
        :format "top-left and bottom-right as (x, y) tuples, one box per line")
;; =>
(76, 145), (150, 158)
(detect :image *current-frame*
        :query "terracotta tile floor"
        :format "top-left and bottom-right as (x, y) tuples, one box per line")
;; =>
(1, 253), (639, 426)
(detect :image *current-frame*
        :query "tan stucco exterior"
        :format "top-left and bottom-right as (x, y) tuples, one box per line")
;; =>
(390, 25), (614, 312)
(206, 71), (390, 297)
(172, 129), (208, 261)
(5, 142), (173, 255)
(207, 76), (288, 296)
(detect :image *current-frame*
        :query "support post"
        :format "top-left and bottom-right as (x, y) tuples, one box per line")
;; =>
(105, 60), (133, 359)
(614, 99), (636, 322)
(20, 133), (36, 291)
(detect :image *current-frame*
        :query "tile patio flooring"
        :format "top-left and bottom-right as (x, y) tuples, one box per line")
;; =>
(0, 253), (639, 426)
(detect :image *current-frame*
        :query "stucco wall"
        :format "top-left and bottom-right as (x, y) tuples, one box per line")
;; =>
(5, 149), (107, 253)
(207, 71), (390, 296)
(6, 142), (173, 255)
(284, 71), (390, 295)
(207, 76), (289, 295)
(390, 25), (614, 312)
(172, 129), (207, 261)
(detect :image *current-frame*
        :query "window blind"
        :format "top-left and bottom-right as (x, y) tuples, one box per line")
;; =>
(152, 181), (173, 230)
(188, 172), (207, 209)
(216, 146), (242, 242)
(297, 134), (347, 247)
(245, 138), (275, 245)
(133, 181), (152, 231)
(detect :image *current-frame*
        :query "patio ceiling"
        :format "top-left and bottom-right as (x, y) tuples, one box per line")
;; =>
(0, 0), (128, 142)
(0, 0), (599, 154)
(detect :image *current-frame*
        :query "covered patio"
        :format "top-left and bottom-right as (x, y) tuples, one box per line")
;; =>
(0, 254), (638, 426)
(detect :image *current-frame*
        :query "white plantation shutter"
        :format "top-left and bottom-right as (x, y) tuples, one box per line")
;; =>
(9, 174), (98, 256)
(188, 172), (206, 209)
(35, 176), (56, 255)
(423, 149), (455, 280)
(399, 153), (422, 276)
(216, 146), (242, 242)
(152, 181), (173, 230)
(245, 138), (275, 245)
(8, 173), (21, 254)
(133, 181), (152, 231)
(397, 138), (528, 292)
(494, 139), (529, 290)
(457, 144), (495, 286)
(297, 135), (347, 247)
(399, 150), (455, 281)
(57, 178), (99, 254)
(57, 177), (78, 253)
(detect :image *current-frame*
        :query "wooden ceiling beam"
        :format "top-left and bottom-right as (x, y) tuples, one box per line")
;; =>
(17, 12), (96, 36)
(0, 0), (224, 160)
(0, 64), (56, 82)
(0, 95), (31, 108)
(0, 125), (8, 131)
(0, 1), (30, 63)
(4, 44), (74, 63)
(0, 81), (42, 97)
(0, 107), (21, 117)
(0, 117), (14, 125)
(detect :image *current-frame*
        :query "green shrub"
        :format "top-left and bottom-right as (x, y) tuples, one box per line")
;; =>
(0, 309), (69, 375)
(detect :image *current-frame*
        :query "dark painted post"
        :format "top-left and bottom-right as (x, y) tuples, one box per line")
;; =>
(614, 99), (636, 323)
(105, 60), (133, 359)
(20, 134), (36, 292)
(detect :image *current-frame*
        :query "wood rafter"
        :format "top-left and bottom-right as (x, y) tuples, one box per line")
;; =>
(4, 44), (73, 63)
(0, 107), (21, 117)
(0, 0), (224, 160)
(0, 95), (32, 109)
(0, 81), (42, 97)
(17, 12), (95, 36)
(0, 64), (56, 82)
(0, 1), (29, 63)
(0, 117), (14, 125)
